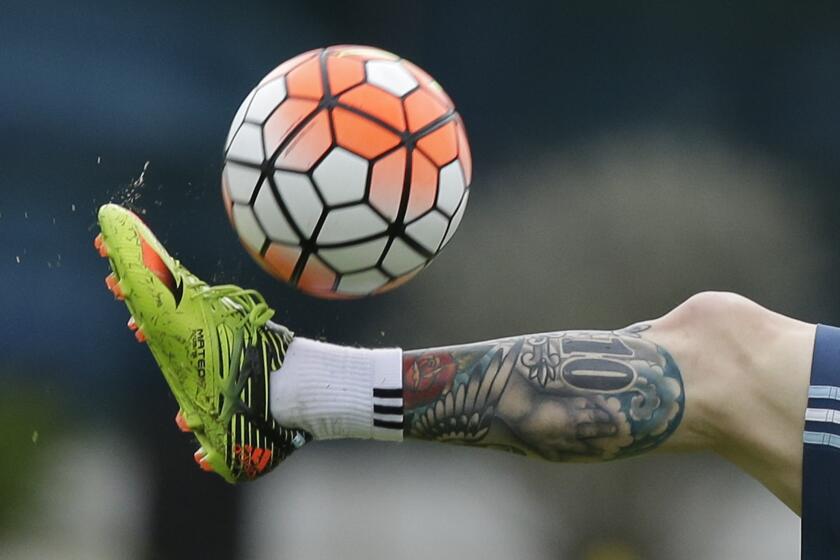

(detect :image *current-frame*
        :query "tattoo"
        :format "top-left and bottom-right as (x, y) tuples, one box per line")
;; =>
(402, 326), (684, 461)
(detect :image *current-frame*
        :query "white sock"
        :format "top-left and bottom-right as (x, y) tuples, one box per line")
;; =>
(270, 337), (404, 442)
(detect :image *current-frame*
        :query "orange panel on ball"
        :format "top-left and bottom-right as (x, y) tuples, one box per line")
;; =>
(274, 109), (332, 171)
(339, 83), (406, 131)
(374, 267), (422, 294)
(402, 60), (454, 109)
(404, 88), (448, 133)
(259, 49), (321, 86)
(243, 244), (271, 275)
(327, 45), (397, 61)
(400, 59), (433, 86)
(416, 121), (458, 166)
(297, 255), (336, 294)
(369, 147), (406, 221)
(263, 243), (302, 281)
(286, 56), (324, 100)
(406, 150), (437, 221)
(326, 55), (365, 96)
(221, 175), (234, 221)
(263, 98), (319, 158)
(455, 117), (472, 185)
(332, 107), (401, 159)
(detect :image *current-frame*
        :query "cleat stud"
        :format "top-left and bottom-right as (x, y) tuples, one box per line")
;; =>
(105, 274), (125, 300)
(134, 329), (146, 343)
(127, 317), (138, 331)
(175, 410), (191, 433)
(94, 234), (109, 257)
(193, 448), (214, 472)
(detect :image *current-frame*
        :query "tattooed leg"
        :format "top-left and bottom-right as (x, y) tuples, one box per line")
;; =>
(274, 292), (813, 511)
(403, 325), (684, 461)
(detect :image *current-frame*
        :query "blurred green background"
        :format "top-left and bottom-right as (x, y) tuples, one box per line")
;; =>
(2, 1), (839, 558)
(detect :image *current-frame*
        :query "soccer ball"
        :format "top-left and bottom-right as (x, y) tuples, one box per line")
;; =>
(221, 45), (472, 299)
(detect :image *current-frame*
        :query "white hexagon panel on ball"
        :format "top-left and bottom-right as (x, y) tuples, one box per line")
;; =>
(365, 60), (418, 97)
(313, 148), (369, 206)
(253, 183), (298, 244)
(274, 171), (322, 240)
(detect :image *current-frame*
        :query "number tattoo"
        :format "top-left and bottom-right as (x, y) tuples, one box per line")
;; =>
(402, 325), (684, 461)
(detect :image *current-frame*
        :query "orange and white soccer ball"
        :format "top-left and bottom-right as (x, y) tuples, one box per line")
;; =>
(221, 45), (472, 299)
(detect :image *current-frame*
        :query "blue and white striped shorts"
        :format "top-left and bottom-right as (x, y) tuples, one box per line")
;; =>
(802, 324), (840, 558)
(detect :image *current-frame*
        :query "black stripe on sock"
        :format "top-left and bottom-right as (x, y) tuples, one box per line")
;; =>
(373, 404), (403, 415)
(373, 388), (403, 399)
(374, 418), (404, 430)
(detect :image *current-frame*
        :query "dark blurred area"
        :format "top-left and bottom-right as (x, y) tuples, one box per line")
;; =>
(2, 1), (840, 558)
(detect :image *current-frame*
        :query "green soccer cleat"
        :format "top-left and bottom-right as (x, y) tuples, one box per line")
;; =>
(95, 203), (309, 482)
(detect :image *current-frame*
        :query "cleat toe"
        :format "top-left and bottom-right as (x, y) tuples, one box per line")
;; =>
(127, 317), (138, 331)
(134, 328), (146, 343)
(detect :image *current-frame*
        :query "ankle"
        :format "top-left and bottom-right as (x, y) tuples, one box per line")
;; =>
(270, 337), (404, 442)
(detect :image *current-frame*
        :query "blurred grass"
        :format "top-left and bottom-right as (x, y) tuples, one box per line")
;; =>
(583, 541), (642, 560)
(0, 376), (65, 534)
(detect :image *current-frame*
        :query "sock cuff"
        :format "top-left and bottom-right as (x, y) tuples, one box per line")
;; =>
(270, 337), (403, 442)
(371, 348), (404, 441)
